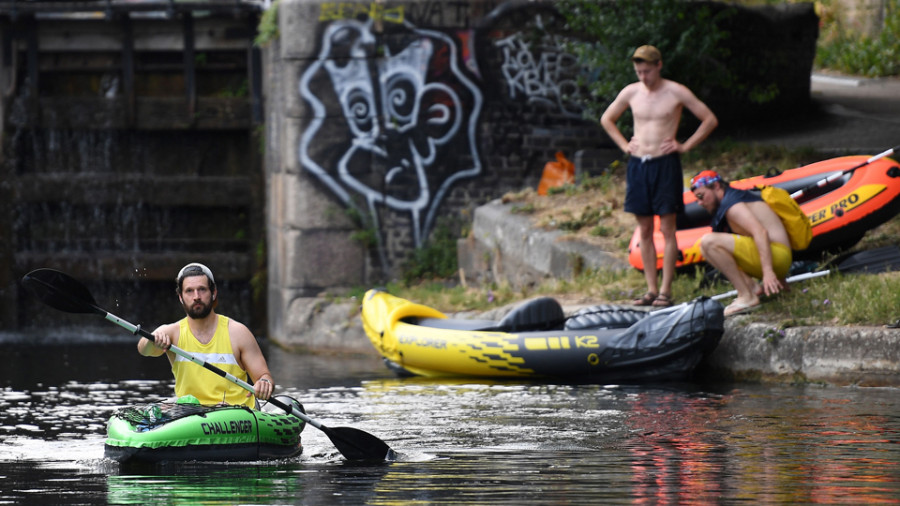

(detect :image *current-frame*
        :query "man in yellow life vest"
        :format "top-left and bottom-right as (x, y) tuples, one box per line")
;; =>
(137, 263), (274, 407)
(690, 171), (791, 317)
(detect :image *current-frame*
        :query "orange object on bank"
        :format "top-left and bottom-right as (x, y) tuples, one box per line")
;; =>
(537, 151), (575, 195)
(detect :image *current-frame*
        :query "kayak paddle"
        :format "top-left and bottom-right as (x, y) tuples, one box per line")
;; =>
(790, 144), (900, 200)
(657, 245), (900, 313)
(708, 270), (829, 302)
(21, 268), (396, 462)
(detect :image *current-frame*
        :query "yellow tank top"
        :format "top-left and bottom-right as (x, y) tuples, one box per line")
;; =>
(171, 315), (256, 407)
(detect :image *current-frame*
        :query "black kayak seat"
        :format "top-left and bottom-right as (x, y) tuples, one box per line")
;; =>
(410, 297), (566, 333)
(492, 297), (565, 332)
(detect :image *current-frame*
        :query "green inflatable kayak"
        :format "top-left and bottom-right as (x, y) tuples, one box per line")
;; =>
(105, 395), (306, 464)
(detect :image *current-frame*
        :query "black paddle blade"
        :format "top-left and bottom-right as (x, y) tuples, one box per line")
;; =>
(21, 268), (104, 315)
(834, 245), (900, 274)
(323, 425), (396, 461)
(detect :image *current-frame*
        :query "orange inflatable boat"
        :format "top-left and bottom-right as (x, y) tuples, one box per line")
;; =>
(628, 149), (900, 272)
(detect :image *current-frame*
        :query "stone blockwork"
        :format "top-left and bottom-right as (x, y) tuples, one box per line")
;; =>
(457, 199), (628, 289)
(704, 319), (900, 386)
(265, 0), (611, 345)
(263, 0), (818, 347)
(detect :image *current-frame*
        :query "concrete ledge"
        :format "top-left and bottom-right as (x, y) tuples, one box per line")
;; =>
(273, 297), (373, 354)
(458, 199), (628, 288)
(703, 318), (900, 386)
(811, 73), (865, 87)
(271, 297), (900, 386)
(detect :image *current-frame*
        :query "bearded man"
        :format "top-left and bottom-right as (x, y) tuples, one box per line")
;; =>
(137, 263), (274, 406)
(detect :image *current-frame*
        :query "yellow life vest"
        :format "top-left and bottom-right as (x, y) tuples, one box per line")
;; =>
(171, 315), (255, 407)
(757, 185), (813, 251)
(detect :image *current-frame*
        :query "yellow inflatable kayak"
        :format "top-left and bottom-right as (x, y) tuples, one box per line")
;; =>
(361, 289), (724, 381)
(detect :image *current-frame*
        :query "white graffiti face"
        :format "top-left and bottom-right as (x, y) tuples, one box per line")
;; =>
(299, 19), (483, 258)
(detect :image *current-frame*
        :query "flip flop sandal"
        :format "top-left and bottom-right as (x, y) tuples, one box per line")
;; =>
(631, 292), (658, 306)
(724, 300), (761, 317)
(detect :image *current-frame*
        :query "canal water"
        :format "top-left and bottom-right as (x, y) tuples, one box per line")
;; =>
(3, 337), (900, 504)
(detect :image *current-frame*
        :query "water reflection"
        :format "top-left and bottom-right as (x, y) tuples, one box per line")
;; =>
(2, 342), (900, 504)
(108, 466), (304, 505)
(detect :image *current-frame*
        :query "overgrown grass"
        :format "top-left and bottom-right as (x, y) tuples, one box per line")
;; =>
(373, 248), (900, 328)
(681, 141), (825, 181)
(356, 141), (900, 328)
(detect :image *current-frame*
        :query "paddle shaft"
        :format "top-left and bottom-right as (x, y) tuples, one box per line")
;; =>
(106, 311), (324, 428)
(790, 144), (899, 200)
(709, 270), (829, 302)
(652, 270), (831, 315)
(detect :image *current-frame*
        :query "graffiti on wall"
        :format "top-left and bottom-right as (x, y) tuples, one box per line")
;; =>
(492, 14), (584, 117)
(319, 2), (405, 23)
(319, 1), (496, 27)
(299, 17), (483, 267)
(298, 3), (588, 269)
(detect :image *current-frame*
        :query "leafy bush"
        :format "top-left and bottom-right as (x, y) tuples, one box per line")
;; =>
(557, 0), (736, 123)
(400, 220), (461, 284)
(816, 0), (900, 77)
(255, 0), (280, 48)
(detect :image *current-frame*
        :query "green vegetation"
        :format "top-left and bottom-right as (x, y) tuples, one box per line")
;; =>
(374, 251), (900, 329)
(218, 80), (249, 99)
(815, 0), (900, 77)
(346, 207), (378, 250)
(399, 219), (464, 285)
(682, 141), (824, 181)
(558, 0), (736, 123)
(557, 0), (798, 127)
(255, 0), (280, 48)
(705, 0), (899, 78)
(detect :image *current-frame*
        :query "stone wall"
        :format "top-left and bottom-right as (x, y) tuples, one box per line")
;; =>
(832, 0), (891, 36)
(263, 0), (819, 348)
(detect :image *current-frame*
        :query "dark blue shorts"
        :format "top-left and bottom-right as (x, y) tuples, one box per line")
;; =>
(624, 153), (684, 216)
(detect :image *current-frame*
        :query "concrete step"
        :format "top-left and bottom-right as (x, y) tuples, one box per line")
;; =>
(457, 199), (628, 288)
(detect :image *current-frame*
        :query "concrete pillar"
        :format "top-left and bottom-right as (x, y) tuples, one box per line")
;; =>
(263, 3), (368, 346)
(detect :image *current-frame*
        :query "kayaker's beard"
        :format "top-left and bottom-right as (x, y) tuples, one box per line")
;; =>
(183, 299), (213, 319)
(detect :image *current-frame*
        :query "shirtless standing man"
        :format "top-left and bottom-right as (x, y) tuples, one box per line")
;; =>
(601, 45), (718, 307)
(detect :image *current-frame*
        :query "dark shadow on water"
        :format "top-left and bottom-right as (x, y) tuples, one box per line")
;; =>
(5, 341), (172, 389)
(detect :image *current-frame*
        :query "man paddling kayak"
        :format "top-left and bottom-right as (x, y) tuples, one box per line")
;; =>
(137, 263), (274, 407)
